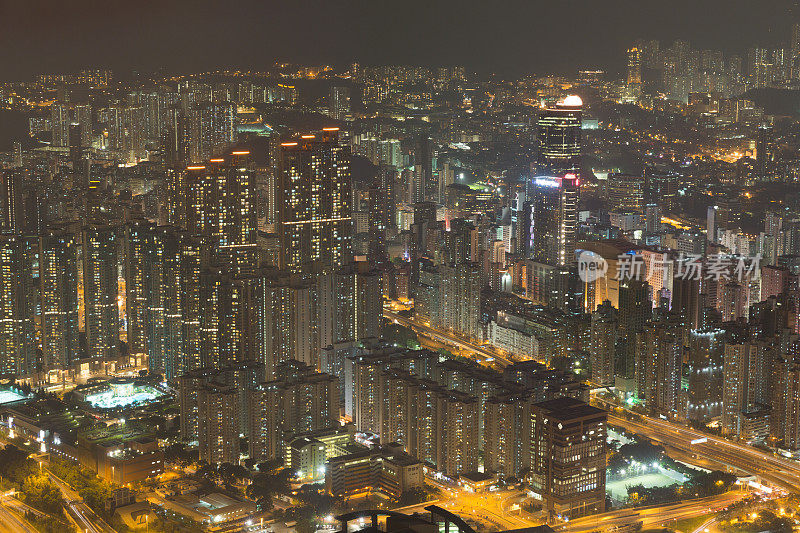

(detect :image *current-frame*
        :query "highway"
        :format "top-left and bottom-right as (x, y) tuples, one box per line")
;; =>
(561, 491), (745, 533)
(383, 308), (515, 365)
(0, 500), (38, 533)
(603, 407), (800, 493)
(47, 470), (116, 533)
(393, 488), (536, 531)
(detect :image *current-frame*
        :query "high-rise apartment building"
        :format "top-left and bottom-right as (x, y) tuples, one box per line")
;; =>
(197, 382), (240, 464)
(167, 151), (257, 272)
(0, 235), (37, 375)
(248, 360), (339, 463)
(82, 222), (120, 364)
(277, 129), (352, 274)
(329, 85), (351, 121)
(40, 225), (80, 374)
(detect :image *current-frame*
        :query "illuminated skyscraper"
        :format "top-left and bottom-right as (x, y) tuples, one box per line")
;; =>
(624, 47), (642, 103)
(0, 170), (21, 233)
(278, 129), (352, 274)
(0, 235), (37, 375)
(529, 174), (580, 266)
(188, 101), (236, 163)
(51, 103), (91, 148)
(537, 95), (582, 177)
(197, 382), (240, 464)
(589, 300), (618, 386)
(124, 219), (154, 358)
(168, 151), (257, 272)
(530, 397), (607, 520)
(330, 85), (351, 121)
(247, 360), (339, 463)
(40, 225), (80, 373)
(83, 222), (120, 364)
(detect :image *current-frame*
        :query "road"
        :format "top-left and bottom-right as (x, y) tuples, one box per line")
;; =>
(561, 491), (745, 533)
(384, 308), (515, 365)
(0, 501), (38, 533)
(394, 488), (536, 531)
(47, 470), (116, 533)
(604, 408), (800, 493)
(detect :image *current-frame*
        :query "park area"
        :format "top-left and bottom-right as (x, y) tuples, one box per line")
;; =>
(607, 426), (734, 507)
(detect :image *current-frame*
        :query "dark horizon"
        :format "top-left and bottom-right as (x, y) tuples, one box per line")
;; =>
(3, 0), (799, 80)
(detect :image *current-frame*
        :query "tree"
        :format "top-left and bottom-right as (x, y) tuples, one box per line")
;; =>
(22, 474), (64, 514)
(246, 468), (290, 503)
(0, 445), (36, 485)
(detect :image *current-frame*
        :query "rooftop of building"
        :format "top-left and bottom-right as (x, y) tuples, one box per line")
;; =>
(534, 396), (606, 421)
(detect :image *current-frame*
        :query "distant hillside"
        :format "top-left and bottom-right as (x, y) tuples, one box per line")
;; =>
(741, 88), (800, 117)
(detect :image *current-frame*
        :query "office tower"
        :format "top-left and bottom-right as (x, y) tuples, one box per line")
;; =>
(624, 47), (642, 103)
(644, 169), (679, 212)
(672, 275), (701, 330)
(197, 383), (240, 464)
(247, 360), (339, 462)
(82, 222), (120, 364)
(644, 204), (661, 234)
(40, 225), (80, 373)
(531, 175), (580, 270)
(686, 327), (724, 422)
(636, 314), (683, 418)
(168, 151), (257, 272)
(0, 235), (37, 376)
(607, 174), (644, 212)
(590, 300), (618, 386)
(537, 95), (582, 177)
(0, 170), (21, 233)
(188, 101), (236, 162)
(530, 397), (607, 520)
(707, 205), (719, 243)
(277, 129), (352, 274)
(330, 85), (351, 121)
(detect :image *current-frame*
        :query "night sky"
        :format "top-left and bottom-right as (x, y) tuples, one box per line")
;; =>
(1, 0), (797, 79)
